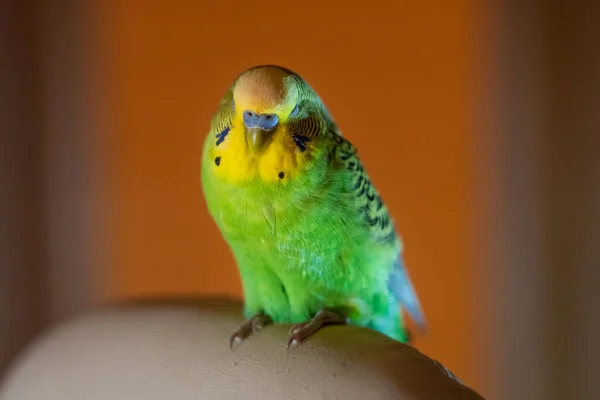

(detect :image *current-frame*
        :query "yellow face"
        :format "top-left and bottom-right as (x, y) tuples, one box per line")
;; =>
(207, 66), (321, 184)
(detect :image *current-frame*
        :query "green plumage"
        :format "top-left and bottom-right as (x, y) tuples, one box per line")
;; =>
(201, 65), (425, 343)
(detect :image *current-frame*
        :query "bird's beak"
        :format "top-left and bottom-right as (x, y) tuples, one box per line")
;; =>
(246, 127), (274, 158)
(243, 111), (279, 158)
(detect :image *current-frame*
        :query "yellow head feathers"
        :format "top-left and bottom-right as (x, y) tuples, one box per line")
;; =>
(205, 65), (326, 184)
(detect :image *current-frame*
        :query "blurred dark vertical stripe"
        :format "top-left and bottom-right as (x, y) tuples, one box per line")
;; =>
(0, 0), (97, 374)
(36, 0), (98, 322)
(483, 0), (600, 399)
(545, 1), (600, 399)
(480, 0), (552, 398)
(0, 0), (49, 374)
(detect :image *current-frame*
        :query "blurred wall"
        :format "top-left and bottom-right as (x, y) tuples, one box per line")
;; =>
(0, 0), (48, 375)
(481, 1), (600, 399)
(98, 0), (485, 393)
(0, 0), (102, 374)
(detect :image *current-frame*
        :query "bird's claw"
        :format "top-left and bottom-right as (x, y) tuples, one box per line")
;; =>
(287, 309), (346, 350)
(229, 312), (272, 350)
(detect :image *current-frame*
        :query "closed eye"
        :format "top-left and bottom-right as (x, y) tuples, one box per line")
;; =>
(289, 103), (299, 117)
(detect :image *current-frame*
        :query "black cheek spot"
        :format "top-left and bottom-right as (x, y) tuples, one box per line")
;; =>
(215, 127), (230, 146)
(292, 135), (311, 152)
(214, 156), (221, 166)
(278, 171), (285, 179)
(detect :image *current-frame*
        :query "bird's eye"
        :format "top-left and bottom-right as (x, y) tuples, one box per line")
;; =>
(290, 103), (299, 117)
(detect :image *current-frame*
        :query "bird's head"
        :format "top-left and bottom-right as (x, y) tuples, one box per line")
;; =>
(204, 65), (333, 184)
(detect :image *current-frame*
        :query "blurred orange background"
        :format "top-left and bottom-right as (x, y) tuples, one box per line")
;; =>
(5, 1), (599, 399)
(101, 0), (484, 393)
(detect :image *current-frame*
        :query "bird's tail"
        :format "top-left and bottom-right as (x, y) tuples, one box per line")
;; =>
(388, 256), (428, 335)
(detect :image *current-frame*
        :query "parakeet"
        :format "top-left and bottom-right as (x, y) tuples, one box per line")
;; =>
(201, 65), (426, 349)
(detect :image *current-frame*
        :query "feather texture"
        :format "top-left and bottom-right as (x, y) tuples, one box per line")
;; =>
(201, 65), (425, 342)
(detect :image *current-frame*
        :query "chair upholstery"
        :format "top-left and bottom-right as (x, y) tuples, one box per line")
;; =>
(0, 297), (484, 400)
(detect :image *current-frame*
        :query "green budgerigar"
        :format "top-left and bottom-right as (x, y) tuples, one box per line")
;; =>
(201, 65), (426, 349)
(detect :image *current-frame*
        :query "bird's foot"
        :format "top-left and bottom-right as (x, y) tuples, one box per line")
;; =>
(287, 308), (346, 350)
(230, 312), (272, 350)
